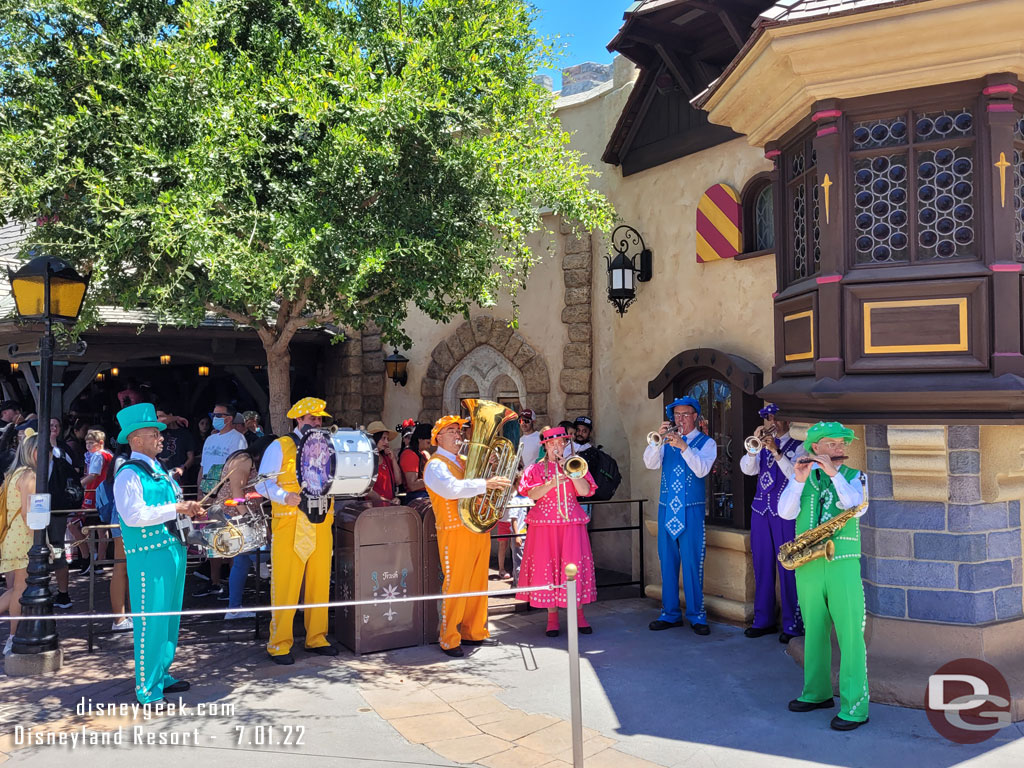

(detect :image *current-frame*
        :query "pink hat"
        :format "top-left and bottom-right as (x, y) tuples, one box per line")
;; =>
(540, 426), (568, 443)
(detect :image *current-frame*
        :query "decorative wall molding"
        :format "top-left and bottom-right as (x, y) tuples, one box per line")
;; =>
(442, 345), (528, 415)
(980, 425), (1024, 502)
(419, 315), (550, 425)
(887, 425), (948, 502)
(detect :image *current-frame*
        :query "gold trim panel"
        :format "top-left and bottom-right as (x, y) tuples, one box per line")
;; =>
(863, 297), (968, 354)
(784, 309), (814, 362)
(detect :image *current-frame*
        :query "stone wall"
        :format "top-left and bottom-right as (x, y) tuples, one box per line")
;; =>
(418, 315), (551, 425)
(560, 219), (593, 421)
(325, 326), (385, 428)
(861, 424), (1024, 625)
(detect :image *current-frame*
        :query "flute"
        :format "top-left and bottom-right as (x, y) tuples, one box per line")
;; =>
(797, 455), (849, 465)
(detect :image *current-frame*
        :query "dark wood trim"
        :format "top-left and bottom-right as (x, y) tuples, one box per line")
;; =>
(735, 248), (774, 262)
(620, 121), (741, 177)
(843, 277), (989, 373)
(647, 347), (763, 399)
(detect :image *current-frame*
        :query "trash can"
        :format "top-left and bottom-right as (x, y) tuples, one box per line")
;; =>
(416, 500), (443, 645)
(334, 504), (422, 654)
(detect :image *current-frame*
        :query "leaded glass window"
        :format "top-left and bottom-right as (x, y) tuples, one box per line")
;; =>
(786, 137), (819, 282)
(849, 106), (976, 265)
(754, 185), (774, 251)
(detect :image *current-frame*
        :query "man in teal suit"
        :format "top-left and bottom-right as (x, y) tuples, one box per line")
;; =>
(113, 403), (203, 704)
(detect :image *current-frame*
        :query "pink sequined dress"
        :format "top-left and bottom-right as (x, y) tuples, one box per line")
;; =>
(515, 460), (598, 608)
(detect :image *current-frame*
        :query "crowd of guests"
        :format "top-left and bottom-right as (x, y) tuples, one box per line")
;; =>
(0, 395), (269, 652)
(0, 393), (620, 655)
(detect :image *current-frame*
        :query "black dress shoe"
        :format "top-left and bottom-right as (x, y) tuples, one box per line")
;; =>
(831, 715), (868, 731)
(744, 625), (778, 638)
(578, 626), (593, 635)
(164, 680), (190, 694)
(649, 619), (685, 631)
(269, 652), (295, 665)
(546, 628), (559, 637)
(779, 633), (798, 644)
(305, 644), (339, 656)
(788, 698), (835, 712)
(461, 638), (498, 647)
(441, 646), (464, 658)
(691, 623), (710, 635)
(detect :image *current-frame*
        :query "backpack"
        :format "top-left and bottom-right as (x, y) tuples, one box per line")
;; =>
(581, 445), (621, 502)
(0, 474), (13, 546)
(49, 447), (85, 511)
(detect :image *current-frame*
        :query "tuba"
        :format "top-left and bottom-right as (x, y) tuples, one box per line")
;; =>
(777, 500), (867, 570)
(458, 399), (523, 534)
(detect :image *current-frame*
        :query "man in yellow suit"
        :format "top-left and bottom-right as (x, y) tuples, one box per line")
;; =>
(425, 415), (511, 657)
(257, 397), (338, 664)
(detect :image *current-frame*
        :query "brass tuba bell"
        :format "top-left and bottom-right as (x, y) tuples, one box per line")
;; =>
(457, 399), (523, 534)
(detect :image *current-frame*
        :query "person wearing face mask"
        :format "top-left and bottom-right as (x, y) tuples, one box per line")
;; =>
(778, 421), (869, 732)
(643, 397), (718, 635)
(256, 397), (340, 664)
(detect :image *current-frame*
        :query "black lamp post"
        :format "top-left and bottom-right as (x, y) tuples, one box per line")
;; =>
(384, 350), (409, 386)
(605, 225), (653, 316)
(7, 255), (89, 672)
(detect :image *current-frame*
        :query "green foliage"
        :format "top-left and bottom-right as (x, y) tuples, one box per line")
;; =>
(0, 0), (613, 349)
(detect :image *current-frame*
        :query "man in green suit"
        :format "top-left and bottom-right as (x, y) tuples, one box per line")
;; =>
(777, 421), (869, 731)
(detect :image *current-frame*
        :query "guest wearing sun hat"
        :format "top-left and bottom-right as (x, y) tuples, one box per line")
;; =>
(424, 414), (511, 657)
(256, 397), (339, 664)
(112, 402), (203, 703)
(643, 396), (718, 635)
(366, 420), (401, 505)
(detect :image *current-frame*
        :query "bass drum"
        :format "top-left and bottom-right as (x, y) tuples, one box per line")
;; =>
(297, 427), (378, 498)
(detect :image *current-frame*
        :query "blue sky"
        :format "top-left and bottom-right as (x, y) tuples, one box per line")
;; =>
(531, 0), (630, 89)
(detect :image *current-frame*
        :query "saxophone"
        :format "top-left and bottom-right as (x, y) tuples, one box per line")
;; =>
(777, 500), (868, 571)
(457, 399), (523, 534)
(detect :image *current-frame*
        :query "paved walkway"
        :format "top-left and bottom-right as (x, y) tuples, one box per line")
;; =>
(2, 599), (1022, 767)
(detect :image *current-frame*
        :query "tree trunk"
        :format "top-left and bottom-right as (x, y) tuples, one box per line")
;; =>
(264, 340), (293, 435)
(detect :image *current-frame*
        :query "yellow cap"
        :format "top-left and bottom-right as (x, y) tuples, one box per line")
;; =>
(286, 397), (331, 419)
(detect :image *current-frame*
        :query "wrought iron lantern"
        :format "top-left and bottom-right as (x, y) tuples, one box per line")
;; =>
(605, 225), (652, 316)
(384, 350), (409, 387)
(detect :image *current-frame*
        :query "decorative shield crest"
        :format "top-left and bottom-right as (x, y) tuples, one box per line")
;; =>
(696, 183), (742, 263)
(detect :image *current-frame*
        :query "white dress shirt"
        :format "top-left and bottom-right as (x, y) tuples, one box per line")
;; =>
(519, 431), (541, 468)
(739, 431), (803, 479)
(423, 447), (488, 501)
(112, 451), (178, 527)
(643, 428), (717, 478)
(777, 469), (869, 521)
(256, 429), (301, 505)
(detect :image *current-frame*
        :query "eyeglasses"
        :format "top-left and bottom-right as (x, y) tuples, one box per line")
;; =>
(210, 411), (229, 418)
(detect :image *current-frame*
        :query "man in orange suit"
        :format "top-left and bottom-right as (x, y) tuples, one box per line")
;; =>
(424, 415), (511, 657)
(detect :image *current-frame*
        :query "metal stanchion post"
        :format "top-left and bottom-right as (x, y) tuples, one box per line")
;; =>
(565, 563), (583, 768)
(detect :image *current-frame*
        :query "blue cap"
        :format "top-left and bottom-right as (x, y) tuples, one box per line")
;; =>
(758, 403), (779, 418)
(665, 396), (701, 419)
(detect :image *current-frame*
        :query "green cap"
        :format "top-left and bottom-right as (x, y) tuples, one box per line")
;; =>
(803, 421), (856, 454)
(116, 402), (167, 444)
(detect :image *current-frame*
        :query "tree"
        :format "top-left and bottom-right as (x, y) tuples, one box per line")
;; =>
(0, 0), (613, 430)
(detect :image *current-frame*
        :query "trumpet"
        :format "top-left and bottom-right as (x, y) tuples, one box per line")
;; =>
(647, 428), (678, 448)
(743, 424), (777, 454)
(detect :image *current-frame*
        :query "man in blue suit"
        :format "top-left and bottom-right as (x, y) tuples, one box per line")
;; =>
(643, 397), (717, 635)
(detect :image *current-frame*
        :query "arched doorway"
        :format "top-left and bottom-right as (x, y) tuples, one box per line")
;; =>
(647, 348), (764, 529)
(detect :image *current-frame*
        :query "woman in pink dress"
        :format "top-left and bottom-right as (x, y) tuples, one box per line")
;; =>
(516, 426), (598, 637)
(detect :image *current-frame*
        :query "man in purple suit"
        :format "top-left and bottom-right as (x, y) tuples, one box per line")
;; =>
(740, 403), (804, 643)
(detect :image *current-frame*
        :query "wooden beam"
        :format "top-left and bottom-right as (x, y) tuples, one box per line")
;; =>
(64, 362), (104, 409)
(226, 365), (269, 416)
(655, 44), (695, 98)
(717, 9), (745, 49)
(21, 363), (38, 410)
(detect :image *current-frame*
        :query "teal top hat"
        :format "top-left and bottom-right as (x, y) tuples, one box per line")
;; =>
(116, 402), (166, 444)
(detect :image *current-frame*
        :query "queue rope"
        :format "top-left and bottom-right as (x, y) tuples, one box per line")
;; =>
(0, 583), (565, 623)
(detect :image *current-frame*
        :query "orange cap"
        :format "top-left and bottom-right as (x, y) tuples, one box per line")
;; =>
(431, 414), (468, 446)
